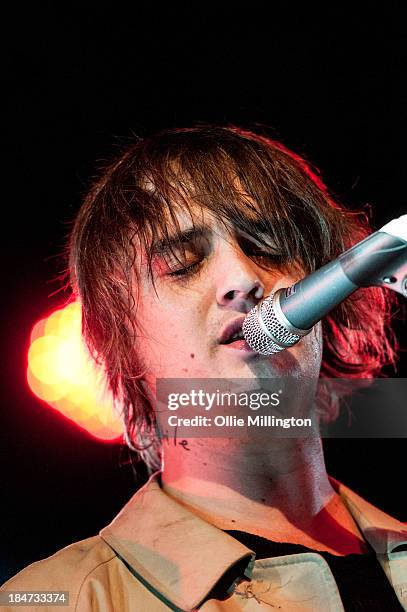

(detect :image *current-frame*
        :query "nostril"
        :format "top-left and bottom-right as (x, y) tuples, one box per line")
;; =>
(218, 278), (265, 307)
(222, 284), (264, 303)
(252, 281), (264, 300)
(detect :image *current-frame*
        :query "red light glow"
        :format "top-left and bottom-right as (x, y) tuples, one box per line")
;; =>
(27, 302), (123, 441)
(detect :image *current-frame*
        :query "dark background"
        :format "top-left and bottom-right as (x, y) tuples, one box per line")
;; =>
(2, 4), (406, 582)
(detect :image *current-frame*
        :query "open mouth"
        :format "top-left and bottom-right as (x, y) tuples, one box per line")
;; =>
(218, 316), (258, 353)
(222, 329), (245, 344)
(219, 322), (255, 352)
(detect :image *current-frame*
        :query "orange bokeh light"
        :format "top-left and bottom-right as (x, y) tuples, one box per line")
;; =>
(27, 302), (123, 441)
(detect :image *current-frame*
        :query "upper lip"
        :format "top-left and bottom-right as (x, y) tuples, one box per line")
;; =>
(218, 315), (246, 344)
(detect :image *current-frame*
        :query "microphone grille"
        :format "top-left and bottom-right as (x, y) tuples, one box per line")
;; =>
(242, 294), (301, 355)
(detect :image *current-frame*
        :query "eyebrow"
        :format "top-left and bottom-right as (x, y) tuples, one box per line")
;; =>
(151, 220), (274, 256)
(152, 224), (209, 256)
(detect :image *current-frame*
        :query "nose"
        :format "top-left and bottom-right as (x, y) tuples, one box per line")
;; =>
(215, 243), (265, 312)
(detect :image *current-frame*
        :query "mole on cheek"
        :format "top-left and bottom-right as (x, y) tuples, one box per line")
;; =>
(190, 353), (195, 359)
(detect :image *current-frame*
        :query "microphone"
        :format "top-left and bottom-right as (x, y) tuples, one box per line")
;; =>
(242, 215), (407, 355)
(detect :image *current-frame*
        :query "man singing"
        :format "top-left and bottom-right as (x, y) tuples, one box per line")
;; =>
(2, 126), (406, 610)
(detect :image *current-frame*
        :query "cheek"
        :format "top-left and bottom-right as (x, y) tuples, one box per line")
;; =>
(309, 323), (323, 367)
(136, 297), (202, 355)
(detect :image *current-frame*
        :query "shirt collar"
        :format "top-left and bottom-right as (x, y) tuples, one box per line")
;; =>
(328, 475), (407, 556)
(100, 472), (407, 611)
(100, 472), (254, 611)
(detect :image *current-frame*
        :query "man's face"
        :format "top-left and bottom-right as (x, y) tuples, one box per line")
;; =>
(134, 206), (322, 390)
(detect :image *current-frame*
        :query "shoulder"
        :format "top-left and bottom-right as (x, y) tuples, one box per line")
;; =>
(1, 536), (117, 610)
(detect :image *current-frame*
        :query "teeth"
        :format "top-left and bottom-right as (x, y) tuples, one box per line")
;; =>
(230, 331), (243, 341)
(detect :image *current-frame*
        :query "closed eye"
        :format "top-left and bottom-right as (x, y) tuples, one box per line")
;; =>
(167, 250), (284, 278)
(237, 233), (284, 264)
(167, 260), (203, 277)
(246, 249), (286, 267)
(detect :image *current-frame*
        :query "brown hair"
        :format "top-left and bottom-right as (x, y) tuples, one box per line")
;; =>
(69, 125), (398, 471)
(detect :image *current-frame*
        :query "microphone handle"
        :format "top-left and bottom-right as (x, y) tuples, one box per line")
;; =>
(279, 231), (407, 331)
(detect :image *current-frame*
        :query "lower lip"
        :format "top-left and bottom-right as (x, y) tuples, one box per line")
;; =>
(221, 339), (258, 353)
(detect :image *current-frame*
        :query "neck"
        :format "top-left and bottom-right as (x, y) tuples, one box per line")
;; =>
(161, 436), (369, 556)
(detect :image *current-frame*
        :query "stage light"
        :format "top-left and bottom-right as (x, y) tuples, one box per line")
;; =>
(27, 302), (123, 441)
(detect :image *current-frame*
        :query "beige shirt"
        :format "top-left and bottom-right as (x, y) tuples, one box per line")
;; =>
(1, 474), (406, 611)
